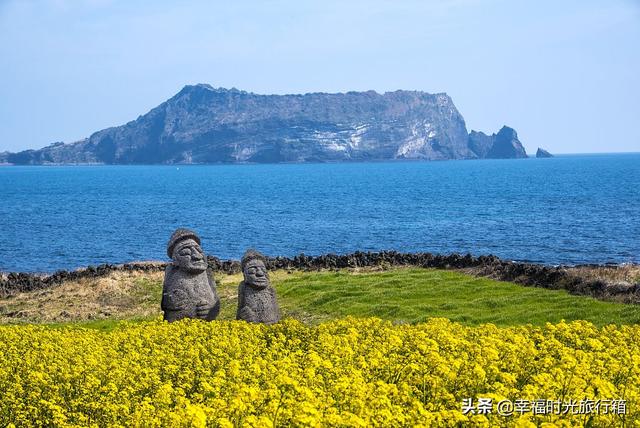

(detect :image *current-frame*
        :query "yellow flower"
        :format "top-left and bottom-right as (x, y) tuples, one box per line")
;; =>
(0, 318), (638, 426)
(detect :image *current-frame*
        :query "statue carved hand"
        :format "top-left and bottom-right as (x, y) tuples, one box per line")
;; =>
(239, 306), (257, 322)
(196, 301), (214, 318)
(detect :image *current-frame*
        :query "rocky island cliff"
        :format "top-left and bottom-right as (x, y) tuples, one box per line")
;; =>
(1, 84), (528, 164)
(536, 148), (553, 158)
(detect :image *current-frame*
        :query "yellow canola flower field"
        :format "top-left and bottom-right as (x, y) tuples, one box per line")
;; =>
(0, 318), (639, 427)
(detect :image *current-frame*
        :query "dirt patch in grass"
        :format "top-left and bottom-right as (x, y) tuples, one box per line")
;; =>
(0, 271), (164, 323)
(0, 269), (305, 324)
(566, 265), (640, 285)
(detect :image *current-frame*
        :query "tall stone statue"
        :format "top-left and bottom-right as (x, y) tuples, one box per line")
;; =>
(161, 228), (220, 322)
(236, 249), (280, 324)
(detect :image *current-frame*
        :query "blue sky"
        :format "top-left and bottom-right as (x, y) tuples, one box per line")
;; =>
(1, 0), (638, 154)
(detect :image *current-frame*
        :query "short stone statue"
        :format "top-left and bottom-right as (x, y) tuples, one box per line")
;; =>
(161, 228), (220, 322)
(236, 249), (280, 324)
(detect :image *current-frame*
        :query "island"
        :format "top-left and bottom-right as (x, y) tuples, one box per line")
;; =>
(0, 85), (528, 165)
(536, 148), (553, 158)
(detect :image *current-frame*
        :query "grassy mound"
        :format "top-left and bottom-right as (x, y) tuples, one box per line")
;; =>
(1, 267), (639, 328)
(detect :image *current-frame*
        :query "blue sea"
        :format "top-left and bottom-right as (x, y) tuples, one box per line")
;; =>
(0, 154), (638, 273)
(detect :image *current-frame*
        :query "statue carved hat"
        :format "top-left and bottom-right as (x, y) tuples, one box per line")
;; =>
(241, 249), (268, 270)
(167, 228), (202, 258)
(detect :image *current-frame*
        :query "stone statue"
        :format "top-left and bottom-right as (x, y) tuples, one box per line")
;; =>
(236, 249), (280, 324)
(161, 228), (220, 322)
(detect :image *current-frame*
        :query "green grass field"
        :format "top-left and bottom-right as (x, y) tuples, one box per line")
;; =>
(275, 268), (640, 326)
(3, 267), (639, 329)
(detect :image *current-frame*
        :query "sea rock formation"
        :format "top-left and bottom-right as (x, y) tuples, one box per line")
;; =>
(468, 126), (528, 159)
(161, 228), (220, 322)
(2, 85), (528, 164)
(536, 148), (553, 158)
